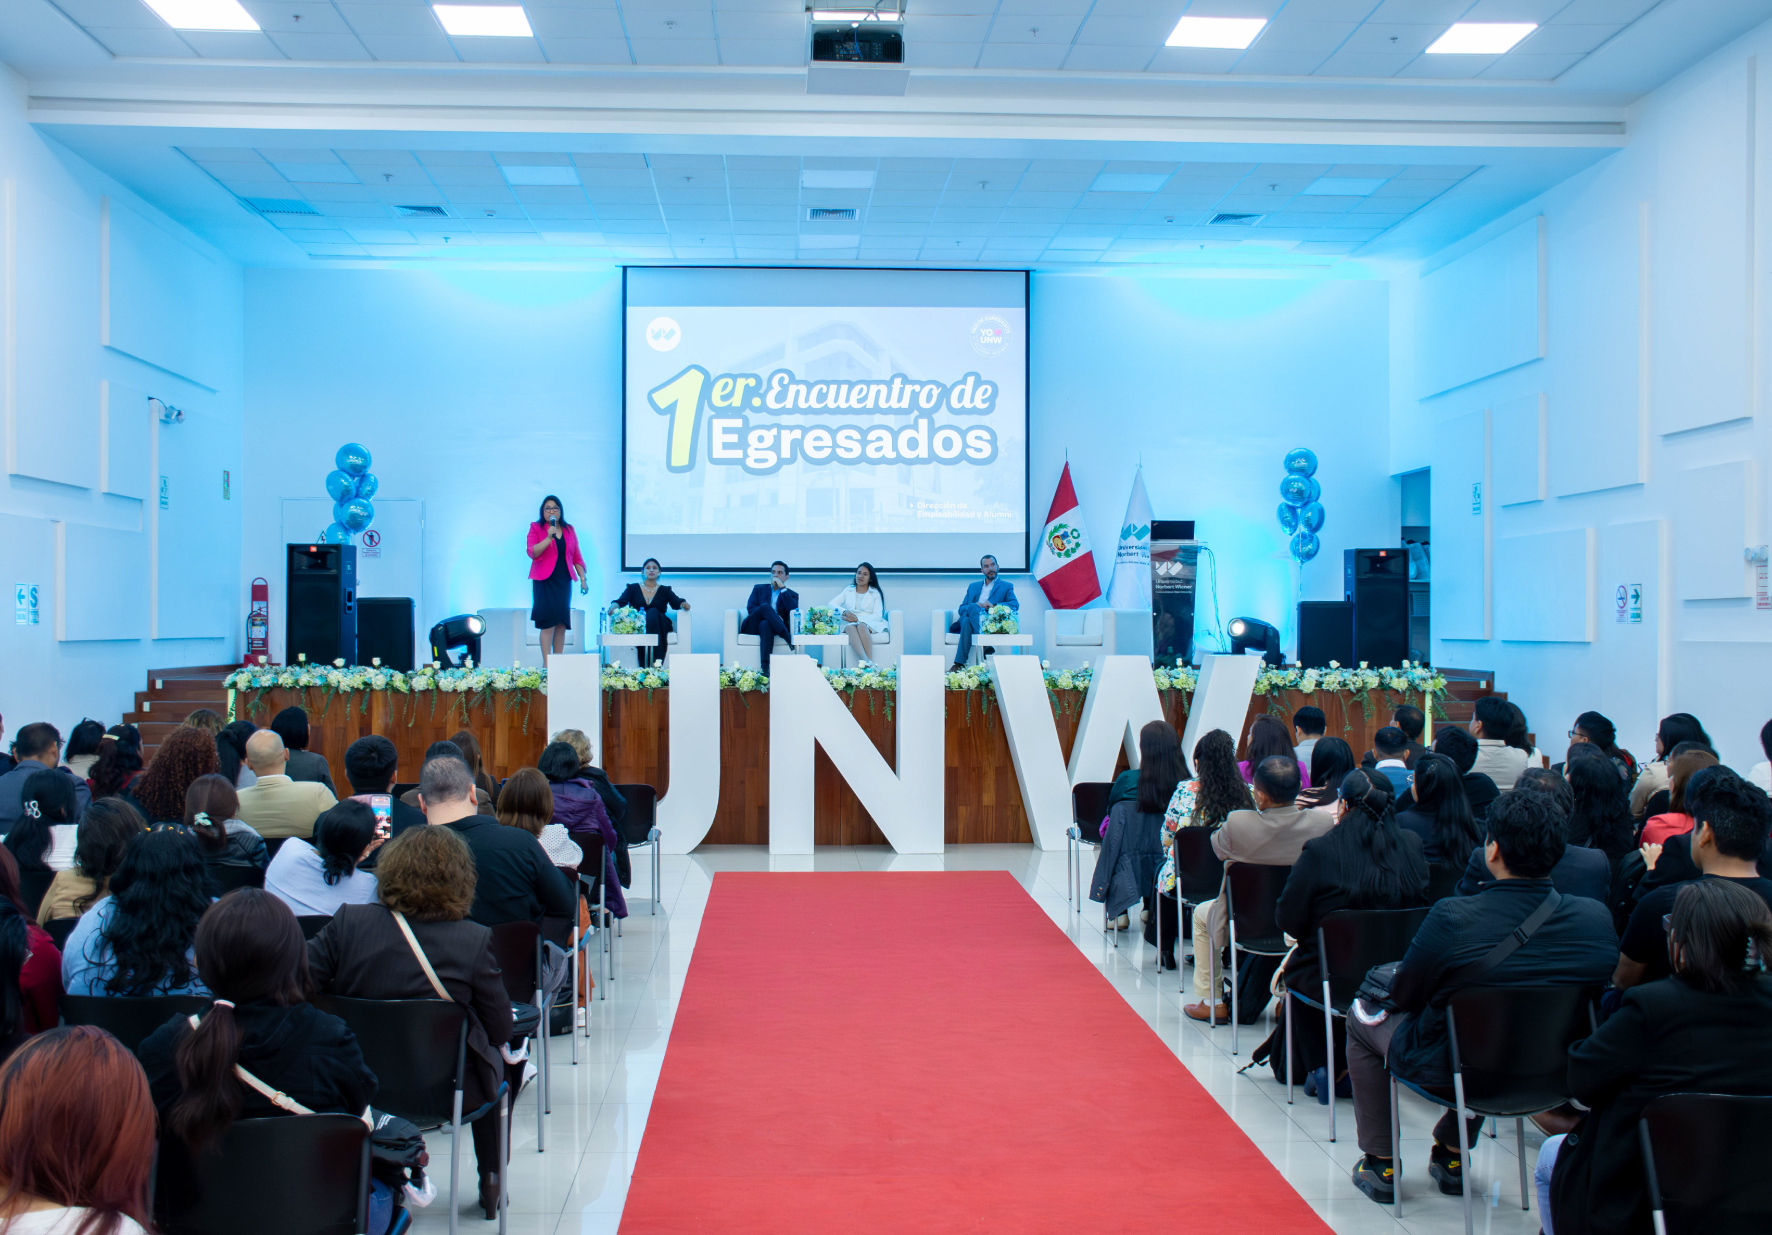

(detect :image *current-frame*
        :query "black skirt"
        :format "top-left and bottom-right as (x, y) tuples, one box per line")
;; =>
(531, 546), (571, 630)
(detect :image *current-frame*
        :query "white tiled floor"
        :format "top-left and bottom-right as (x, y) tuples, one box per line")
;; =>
(410, 845), (1548, 1235)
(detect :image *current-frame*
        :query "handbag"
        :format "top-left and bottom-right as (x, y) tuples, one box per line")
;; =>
(394, 910), (537, 1057)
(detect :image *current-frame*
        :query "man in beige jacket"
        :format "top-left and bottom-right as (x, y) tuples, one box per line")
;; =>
(235, 729), (337, 840)
(1185, 755), (1335, 1024)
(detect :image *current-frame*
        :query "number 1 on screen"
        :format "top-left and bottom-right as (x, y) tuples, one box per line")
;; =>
(649, 366), (708, 473)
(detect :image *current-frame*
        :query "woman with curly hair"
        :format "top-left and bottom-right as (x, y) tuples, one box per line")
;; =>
(88, 726), (145, 801)
(1155, 728), (1252, 897)
(61, 828), (210, 998)
(129, 728), (217, 825)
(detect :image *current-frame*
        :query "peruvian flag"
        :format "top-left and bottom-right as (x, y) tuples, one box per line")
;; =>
(1033, 463), (1103, 609)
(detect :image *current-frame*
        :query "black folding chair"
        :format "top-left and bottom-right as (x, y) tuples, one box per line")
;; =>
(1219, 862), (1293, 1054)
(1284, 906), (1430, 1139)
(612, 783), (662, 915)
(1640, 1093), (1772, 1233)
(1390, 984), (1600, 1231)
(487, 920), (548, 1152)
(1426, 863), (1463, 902)
(296, 914), (333, 941)
(60, 993), (213, 1054)
(43, 916), (78, 951)
(205, 863), (266, 897)
(1065, 781), (1113, 920)
(570, 831), (612, 1007)
(19, 869), (53, 919)
(154, 1114), (369, 1235)
(1170, 826), (1225, 991)
(313, 995), (507, 1235)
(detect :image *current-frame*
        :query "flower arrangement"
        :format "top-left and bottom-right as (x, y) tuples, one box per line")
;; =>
(800, 606), (840, 636)
(224, 662), (548, 729)
(825, 665), (898, 716)
(982, 604), (1018, 635)
(1254, 660), (1448, 724)
(607, 605), (645, 635)
(602, 663), (667, 692)
(719, 666), (769, 693)
(1153, 665), (1199, 694)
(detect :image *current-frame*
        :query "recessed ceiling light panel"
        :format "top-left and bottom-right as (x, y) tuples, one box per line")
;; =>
(500, 165), (579, 185)
(141, 0), (259, 31)
(1300, 176), (1389, 196)
(801, 170), (875, 189)
(433, 5), (534, 37)
(1426, 23), (1535, 55)
(1166, 16), (1266, 50)
(810, 8), (901, 21)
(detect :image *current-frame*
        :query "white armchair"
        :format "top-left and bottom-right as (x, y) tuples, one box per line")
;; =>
(931, 608), (1036, 665)
(723, 608), (805, 672)
(1043, 609), (1115, 671)
(476, 607), (587, 668)
(600, 608), (691, 667)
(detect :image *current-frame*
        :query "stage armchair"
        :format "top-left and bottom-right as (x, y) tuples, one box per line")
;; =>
(722, 608), (806, 672)
(1042, 608), (1115, 671)
(476, 607), (587, 668)
(931, 608), (1036, 666)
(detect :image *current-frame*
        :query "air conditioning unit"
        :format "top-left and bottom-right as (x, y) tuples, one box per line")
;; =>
(809, 4), (903, 63)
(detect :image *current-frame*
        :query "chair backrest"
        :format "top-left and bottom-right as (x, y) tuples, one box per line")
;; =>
(1170, 827), (1225, 904)
(487, 920), (541, 1003)
(19, 869), (53, 918)
(261, 836), (288, 862)
(44, 915), (78, 951)
(60, 994), (214, 1054)
(1445, 985), (1601, 1115)
(571, 829), (607, 889)
(312, 994), (468, 1126)
(1316, 906), (1432, 1010)
(612, 783), (658, 844)
(296, 914), (333, 941)
(1225, 863), (1293, 946)
(1640, 1093), (1772, 1231)
(206, 863), (266, 896)
(155, 1114), (368, 1235)
(1070, 782), (1113, 836)
(1425, 862), (1463, 902)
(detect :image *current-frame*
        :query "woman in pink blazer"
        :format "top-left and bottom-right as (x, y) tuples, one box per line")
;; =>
(527, 494), (588, 665)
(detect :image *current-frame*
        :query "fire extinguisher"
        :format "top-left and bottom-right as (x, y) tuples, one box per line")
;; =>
(245, 577), (270, 666)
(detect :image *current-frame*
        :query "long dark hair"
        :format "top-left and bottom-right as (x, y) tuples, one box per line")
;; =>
(97, 829), (209, 996)
(313, 800), (376, 885)
(1657, 712), (1712, 757)
(71, 799), (146, 915)
(1670, 878), (1772, 994)
(1135, 721), (1187, 815)
(1571, 711), (1633, 775)
(1564, 745), (1635, 857)
(90, 726), (145, 798)
(168, 890), (311, 1151)
(1329, 769), (1418, 907)
(133, 727), (218, 824)
(1242, 714), (1296, 766)
(1191, 730), (1252, 827)
(4, 769), (77, 872)
(1408, 754), (1480, 859)
(1309, 736), (1356, 790)
(1503, 702), (1534, 755)
(538, 494), (570, 529)
(214, 720), (256, 785)
(854, 561), (885, 608)
(0, 899), (27, 1053)
(66, 719), (107, 761)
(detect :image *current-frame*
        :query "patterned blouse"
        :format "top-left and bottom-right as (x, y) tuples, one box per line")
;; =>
(1156, 779), (1207, 894)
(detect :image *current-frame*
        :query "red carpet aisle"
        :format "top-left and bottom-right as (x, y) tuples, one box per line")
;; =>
(620, 871), (1334, 1233)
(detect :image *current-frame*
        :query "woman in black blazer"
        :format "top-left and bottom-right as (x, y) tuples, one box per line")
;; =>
(306, 826), (518, 1220)
(610, 558), (689, 667)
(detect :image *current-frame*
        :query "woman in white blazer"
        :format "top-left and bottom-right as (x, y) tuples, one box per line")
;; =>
(829, 562), (888, 666)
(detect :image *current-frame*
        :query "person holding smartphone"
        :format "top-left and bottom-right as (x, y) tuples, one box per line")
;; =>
(263, 799), (382, 917)
(527, 494), (588, 666)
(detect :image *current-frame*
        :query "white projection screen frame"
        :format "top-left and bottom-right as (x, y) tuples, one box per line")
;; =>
(622, 266), (1030, 572)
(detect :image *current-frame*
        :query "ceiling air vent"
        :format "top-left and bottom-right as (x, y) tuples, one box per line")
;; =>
(808, 207), (857, 221)
(1210, 212), (1265, 225)
(396, 205), (449, 217)
(245, 198), (320, 216)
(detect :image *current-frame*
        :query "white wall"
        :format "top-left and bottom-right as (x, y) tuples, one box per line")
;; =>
(0, 67), (243, 738)
(243, 267), (1396, 660)
(1396, 23), (1772, 770)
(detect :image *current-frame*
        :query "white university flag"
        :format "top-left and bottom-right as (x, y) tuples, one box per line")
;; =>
(1105, 465), (1152, 610)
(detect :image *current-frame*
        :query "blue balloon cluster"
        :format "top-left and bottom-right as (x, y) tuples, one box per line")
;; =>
(319, 443), (377, 544)
(1276, 448), (1324, 563)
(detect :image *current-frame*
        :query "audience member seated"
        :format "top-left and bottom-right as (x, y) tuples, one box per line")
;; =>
(130, 727), (219, 827)
(3, 771), (79, 878)
(214, 719), (258, 791)
(1277, 770), (1428, 1094)
(1469, 696), (1529, 792)
(1750, 717), (1772, 793)
(1562, 744), (1638, 861)
(235, 730), (337, 840)
(537, 744), (626, 918)
(342, 736), (427, 847)
(397, 742), (494, 816)
(548, 728), (627, 833)
(496, 768), (579, 868)
(180, 709), (225, 738)
(1184, 755), (1333, 1025)
(177, 775), (268, 897)
(1089, 721), (1181, 945)
(268, 706), (336, 793)
(1367, 728), (1413, 798)
(450, 730), (500, 807)
(1156, 729), (1250, 897)
(1403, 726), (1499, 821)
(308, 826), (519, 1219)
(1344, 790), (1618, 1205)
(1362, 705), (1428, 769)
(60, 720), (106, 785)
(1539, 880), (1772, 1235)
(0, 715), (9, 779)
(0, 849), (60, 1048)
(264, 800), (381, 918)
(1636, 740), (1712, 822)
(35, 799), (145, 926)
(62, 828), (210, 998)
(1629, 712), (1712, 820)
(1639, 747), (1719, 845)
(138, 889), (396, 1235)
(422, 754), (575, 928)
(1295, 737), (1356, 812)
(1237, 715), (1308, 787)
(0, 899), (39, 1064)
(1394, 754), (1482, 867)
(0, 1026), (157, 1235)
(1453, 770), (1612, 904)
(1559, 711), (1636, 782)
(0, 724), (92, 831)
(1292, 707), (1326, 768)
(1614, 767), (1772, 992)
(89, 725), (146, 801)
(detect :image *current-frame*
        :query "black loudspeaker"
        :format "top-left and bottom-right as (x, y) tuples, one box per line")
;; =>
(1344, 548), (1409, 667)
(286, 544), (356, 666)
(357, 598), (415, 672)
(1297, 601), (1353, 668)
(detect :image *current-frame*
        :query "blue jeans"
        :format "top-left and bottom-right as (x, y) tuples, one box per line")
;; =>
(368, 1180), (395, 1235)
(1534, 1134), (1564, 1233)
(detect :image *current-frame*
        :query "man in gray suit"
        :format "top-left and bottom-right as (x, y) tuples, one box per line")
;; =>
(949, 554), (1019, 670)
(1185, 755), (1334, 1024)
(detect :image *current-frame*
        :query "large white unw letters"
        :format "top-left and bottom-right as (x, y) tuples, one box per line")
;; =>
(657, 654), (721, 855)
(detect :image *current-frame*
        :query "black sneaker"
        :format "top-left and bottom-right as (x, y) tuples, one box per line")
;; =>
(1351, 1155), (1395, 1203)
(1429, 1142), (1463, 1195)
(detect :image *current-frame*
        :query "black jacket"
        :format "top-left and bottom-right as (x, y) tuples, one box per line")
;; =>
(1393, 808), (1474, 867)
(613, 582), (686, 617)
(1277, 829), (1428, 991)
(285, 748), (336, 793)
(1550, 975), (1772, 1235)
(1453, 842), (1613, 903)
(445, 814), (575, 926)
(1636, 832), (1772, 900)
(1397, 771), (1499, 822)
(1385, 878), (1617, 1089)
(139, 1000), (377, 1124)
(745, 583), (798, 623)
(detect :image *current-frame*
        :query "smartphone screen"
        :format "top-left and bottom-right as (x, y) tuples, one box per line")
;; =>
(367, 794), (392, 838)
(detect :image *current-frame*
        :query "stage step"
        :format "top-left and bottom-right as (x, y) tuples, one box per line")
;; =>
(128, 666), (237, 761)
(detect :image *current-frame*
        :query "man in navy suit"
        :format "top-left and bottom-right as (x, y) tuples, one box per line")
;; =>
(741, 560), (798, 677)
(950, 554), (1019, 671)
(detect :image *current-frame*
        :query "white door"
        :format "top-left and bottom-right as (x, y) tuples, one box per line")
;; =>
(279, 499), (425, 663)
